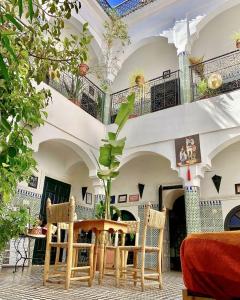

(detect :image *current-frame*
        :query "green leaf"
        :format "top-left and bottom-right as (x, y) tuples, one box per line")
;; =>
(18, 0), (23, 18)
(28, 0), (34, 21)
(0, 54), (9, 80)
(2, 36), (17, 60)
(8, 147), (17, 158)
(0, 117), (11, 132)
(108, 132), (116, 141)
(115, 93), (135, 133)
(5, 14), (23, 31)
(99, 144), (112, 167)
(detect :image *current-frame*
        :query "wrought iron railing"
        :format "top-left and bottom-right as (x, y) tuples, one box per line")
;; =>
(190, 50), (240, 101)
(97, 0), (158, 17)
(110, 70), (180, 123)
(48, 72), (105, 122)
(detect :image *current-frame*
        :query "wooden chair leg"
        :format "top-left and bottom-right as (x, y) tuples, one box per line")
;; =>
(54, 247), (60, 271)
(115, 247), (120, 287)
(43, 244), (51, 285)
(88, 245), (94, 287)
(141, 252), (145, 292)
(133, 250), (138, 287)
(158, 250), (162, 289)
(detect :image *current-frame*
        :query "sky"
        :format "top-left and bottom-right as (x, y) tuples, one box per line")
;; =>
(107, 0), (125, 7)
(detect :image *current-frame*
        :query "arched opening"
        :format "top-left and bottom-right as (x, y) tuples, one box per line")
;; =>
(169, 195), (187, 271)
(224, 205), (240, 231)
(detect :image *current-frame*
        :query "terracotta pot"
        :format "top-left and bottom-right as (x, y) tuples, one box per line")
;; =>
(129, 114), (138, 119)
(236, 39), (240, 49)
(96, 248), (115, 271)
(28, 226), (42, 235)
(135, 75), (145, 87)
(79, 63), (89, 76)
(69, 98), (80, 106)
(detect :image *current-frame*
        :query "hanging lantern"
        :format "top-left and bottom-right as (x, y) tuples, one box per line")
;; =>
(208, 73), (223, 90)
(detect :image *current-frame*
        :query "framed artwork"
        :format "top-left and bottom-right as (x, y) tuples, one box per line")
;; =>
(118, 194), (127, 203)
(110, 195), (115, 204)
(175, 134), (202, 167)
(28, 175), (38, 189)
(235, 184), (240, 194)
(162, 69), (171, 79)
(86, 192), (92, 205)
(129, 194), (139, 202)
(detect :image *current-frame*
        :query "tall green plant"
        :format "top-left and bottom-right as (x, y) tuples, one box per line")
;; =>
(97, 93), (135, 219)
(0, 0), (92, 201)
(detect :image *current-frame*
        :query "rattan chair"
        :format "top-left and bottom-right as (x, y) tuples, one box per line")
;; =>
(116, 203), (166, 291)
(103, 219), (140, 280)
(43, 197), (94, 290)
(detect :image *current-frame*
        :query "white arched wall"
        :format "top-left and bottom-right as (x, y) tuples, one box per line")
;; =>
(191, 2), (240, 60)
(112, 153), (181, 208)
(67, 161), (94, 207)
(201, 140), (240, 223)
(111, 37), (178, 92)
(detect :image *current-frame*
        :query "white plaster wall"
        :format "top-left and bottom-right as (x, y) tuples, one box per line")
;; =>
(67, 161), (94, 207)
(192, 4), (240, 60)
(18, 141), (79, 194)
(108, 90), (240, 152)
(33, 83), (105, 153)
(112, 154), (181, 208)
(111, 38), (178, 92)
(201, 141), (240, 222)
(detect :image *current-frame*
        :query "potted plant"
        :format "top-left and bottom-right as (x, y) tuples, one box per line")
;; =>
(79, 23), (93, 76)
(0, 205), (30, 268)
(63, 74), (84, 105)
(97, 93), (135, 220)
(189, 56), (205, 79)
(232, 31), (240, 49)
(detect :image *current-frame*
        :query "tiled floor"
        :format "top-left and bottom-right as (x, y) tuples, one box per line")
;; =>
(0, 267), (184, 300)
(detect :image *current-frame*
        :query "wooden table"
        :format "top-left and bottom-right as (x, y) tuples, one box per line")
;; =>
(74, 219), (128, 284)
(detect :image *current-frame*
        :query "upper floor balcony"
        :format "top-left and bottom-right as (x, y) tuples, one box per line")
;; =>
(190, 50), (240, 101)
(110, 70), (180, 123)
(48, 72), (105, 123)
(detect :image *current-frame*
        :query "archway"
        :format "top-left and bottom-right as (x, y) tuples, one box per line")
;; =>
(224, 205), (240, 231)
(169, 195), (187, 271)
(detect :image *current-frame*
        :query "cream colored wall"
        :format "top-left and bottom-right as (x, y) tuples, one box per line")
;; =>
(111, 38), (178, 93)
(67, 161), (94, 207)
(192, 4), (240, 60)
(18, 141), (92, 207)
(201, 141), (240, 221)
(112, 154), (181, 208)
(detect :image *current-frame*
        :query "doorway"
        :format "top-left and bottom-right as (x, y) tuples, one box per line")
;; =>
(32, 176), (71, 265)
(169, 195), (187, 271)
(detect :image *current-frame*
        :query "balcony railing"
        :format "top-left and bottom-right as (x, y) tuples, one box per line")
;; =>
(48, 72), (105, 122)
(97, 0), (158, 17)
(110, 70), (180, 123)
(190, 50), (240, 101)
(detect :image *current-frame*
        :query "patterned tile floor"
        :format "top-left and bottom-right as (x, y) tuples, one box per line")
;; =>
(0, 267), (184, 300)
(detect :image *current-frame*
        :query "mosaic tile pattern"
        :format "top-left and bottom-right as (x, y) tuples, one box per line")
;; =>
(200, 200), (224, 232)
(184, 186), (201, 233)
(0, 266), (184, 300)
(75, 205), (94, 220)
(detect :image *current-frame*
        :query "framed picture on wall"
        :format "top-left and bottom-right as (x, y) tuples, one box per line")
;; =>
(28, 175), (38, 189)
(118, 194), (127, 203)
(86, 192), (92, 205)
(235, 184), (240, 194)
(129, 194), (139, 202)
